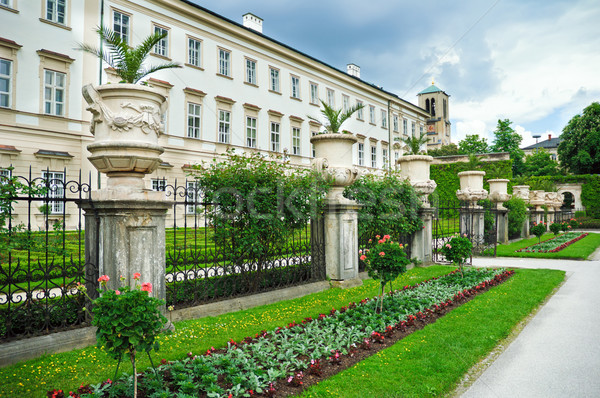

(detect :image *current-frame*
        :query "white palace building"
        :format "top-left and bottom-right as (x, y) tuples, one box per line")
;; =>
(0, 0), (451, 228)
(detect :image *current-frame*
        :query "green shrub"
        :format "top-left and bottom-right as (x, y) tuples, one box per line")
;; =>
(575, 210), (586, 218)
(530, 222), (547, 243)
(504, 197), (528, 239)
(439, 234), (472, 276)
(549, 222), (562, 236)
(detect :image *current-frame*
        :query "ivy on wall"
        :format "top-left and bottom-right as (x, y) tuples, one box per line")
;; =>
(430, 160), (513, 204)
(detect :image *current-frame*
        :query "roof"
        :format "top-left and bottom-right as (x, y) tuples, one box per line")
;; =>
(178, 1), (425, 113)
(418, 84), (443, 95)
(522, 137), (561, 150)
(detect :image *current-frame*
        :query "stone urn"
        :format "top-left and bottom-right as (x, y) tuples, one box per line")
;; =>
(456, 171), (488, 203)
(488, 179), (511, 208)
(512, 185), (531, 203)
(82, 83), (167, 191)
(310, 133), (358, 201)
(529, 190), (546, 209)
(397, 155), (437, 206)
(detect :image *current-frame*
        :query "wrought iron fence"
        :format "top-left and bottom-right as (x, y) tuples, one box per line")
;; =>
(163, 180), (326, 308)
(0, 168), (96, 342)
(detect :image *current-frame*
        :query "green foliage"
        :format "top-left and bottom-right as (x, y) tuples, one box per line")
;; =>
(523, 149), (560, 176)
(78, 26), (182, 83)
(401, 132), (429, 155)
(491, 119), (525, 176)
(549, 222), (562, 236)
(440, 235), (472, 274)
(530, 222), (547, 243)
(308, 99), (364, 134)
(430, 160), (512, 203)
(458, 134), (489, 154)
(191, 150), (329, 264)
(558, 102), (600, 174)
(428, 143), (459, 157)
(503, 197), (528, 238)
(344, 171), (423, 239)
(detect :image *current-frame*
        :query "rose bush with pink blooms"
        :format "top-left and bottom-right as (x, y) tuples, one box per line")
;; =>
(78, 273), (167, 397)
(439, 234), (472, 277)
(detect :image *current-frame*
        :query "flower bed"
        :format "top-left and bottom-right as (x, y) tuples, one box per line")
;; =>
(50, 268), (514, 398)
(516, 232), (588, 253)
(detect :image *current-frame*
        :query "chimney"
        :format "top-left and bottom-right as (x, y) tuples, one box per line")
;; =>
(347, 63), (360, 78)
(548, 134), (552, 141)
(243, 13), (263, 33)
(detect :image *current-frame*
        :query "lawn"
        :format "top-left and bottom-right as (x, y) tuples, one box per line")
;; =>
(496, 232), (600, 259)
(0, 265), (564, 397)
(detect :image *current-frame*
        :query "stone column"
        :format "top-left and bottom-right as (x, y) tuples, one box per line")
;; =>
(311, 134), (362, 288)
(489, 179), (511, 244)
(513, 185), (531, 238)
(80, 83), (171, 306)
(411, 207), (435, 265)
(530, 190), (546, 226)
(456, 171), (488, 243)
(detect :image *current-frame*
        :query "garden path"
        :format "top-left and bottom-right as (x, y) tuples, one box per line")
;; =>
(460, 254), (600, 397)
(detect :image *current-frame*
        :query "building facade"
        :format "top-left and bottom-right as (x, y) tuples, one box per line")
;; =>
(417, 82), (451, 149)
(0, 0), (440, 228)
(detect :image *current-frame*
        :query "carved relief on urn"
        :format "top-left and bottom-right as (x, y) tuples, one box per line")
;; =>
(512, 185), (530, 203)
(82, 83), (167, 191)
(488, 179), (511, 207)
(456, 171), (488, 203)
(529, 190), (546, 208)
(397, 155), (437, 206)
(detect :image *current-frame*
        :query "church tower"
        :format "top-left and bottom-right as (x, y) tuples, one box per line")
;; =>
(417, 81), (451, 149)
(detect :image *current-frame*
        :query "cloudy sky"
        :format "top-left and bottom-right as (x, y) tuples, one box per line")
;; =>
(199, 0), (600, 148)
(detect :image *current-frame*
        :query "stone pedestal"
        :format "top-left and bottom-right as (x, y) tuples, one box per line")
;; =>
(411, 207), (435, 264)
(81, 189), (170, 305)
(324, 199), (362, 286)
(497, 208), (509, 244)
(460, 205), (486, 244)
(521, 212), (530, 238)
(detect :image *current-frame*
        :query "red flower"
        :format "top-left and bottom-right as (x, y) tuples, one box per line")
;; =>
(141, 282), (152, 293)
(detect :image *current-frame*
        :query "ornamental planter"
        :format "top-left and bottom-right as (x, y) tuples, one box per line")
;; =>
(488, 179), (511, 207)
(310, 133), (359, 198)
(82, 83), (167, 191)
(512, 185), (531, 203)
(397, 155), (436, 206)
(456, 171), (488, 203)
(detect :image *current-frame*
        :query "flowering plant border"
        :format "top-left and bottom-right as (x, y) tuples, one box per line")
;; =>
(516, 232), (588, 253)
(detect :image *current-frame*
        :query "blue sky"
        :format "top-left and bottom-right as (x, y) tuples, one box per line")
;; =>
(199, 0), (600, 148)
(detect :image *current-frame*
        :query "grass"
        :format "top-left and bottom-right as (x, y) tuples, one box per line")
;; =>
(0, 266), (564, 397)
(496, 232), (600, 259)
(301, 267), (565, 398)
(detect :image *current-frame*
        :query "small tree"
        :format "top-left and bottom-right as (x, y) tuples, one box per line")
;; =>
(307, 100), (364, 134)
(428, 143), (459, 157)
(558, 102), (600, 174)
(78, 26), (182, 83)
(504, 197), (528, 239)
(360, 235), (411, 312)
(530, 222), (547, 243)
(440, 234), (472, 277)
(523, 149), (560, 176)
(491, 119), (525, 176)
(549, 222), (562, 236)
(459, 134), (489, 154)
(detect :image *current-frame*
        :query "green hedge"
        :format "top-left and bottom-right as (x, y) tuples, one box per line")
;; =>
(430, 159), (513, 203)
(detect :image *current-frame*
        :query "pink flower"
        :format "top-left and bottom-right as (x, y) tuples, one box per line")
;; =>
(141, 282), (153, 293)
(383, 234), (390, 240)
(445, 244), (452, 249)
(97, 275), (110, 283)
(398, 244), (403, 248)
(368, 239), (372, 243)
(376, 235), (381, 239)
(115, 290), (120, 295)
(378, 239), (384, 244)
(360, 255), (367, 261)
(379, 252), (385, 257)
(133, 272), (141, 280)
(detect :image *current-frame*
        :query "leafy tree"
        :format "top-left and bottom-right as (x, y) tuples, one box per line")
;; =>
(78, 26), (182, 83)
(557, 102), (600, 174)
(458, 134), (489, 154)
(428, 143), (459, 157)
(523, 149), (560, 176)
(308, 100), (364, 134)
(401, 132), (429, 155)
(491, 119), (525, 176)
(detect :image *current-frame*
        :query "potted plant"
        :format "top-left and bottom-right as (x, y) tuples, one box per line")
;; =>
(400, 132), (428, 156)
(79, 26), (182, 191)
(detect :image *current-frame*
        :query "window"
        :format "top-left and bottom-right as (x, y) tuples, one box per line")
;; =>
(270, 122), (280, 152)
(42, 171), (65, 214)
(420, 125), (424, 136)
(0, 59), (11, 108)
(382, 148), (389, 169)
(291, 75), (300, 99)
(369, 105), (376, 124)
(326, 89), (335, 107)
(358, 143), (364, 166)
(371, 146), (377, 167)
(403, 119), (408, 135)
(269, 67), (279, 92)
(188, 37), (202, 67)
(0, 168), (10, 183)
(152, 26), (169, 57)
(0, 0), (10, 7)
(381, 110), (388, 128)
(151, 178), (166, 192)
(371, 146), (377, 168)
(187, 102), (201, 138)
(411, 121), (416, 137)
(218, 110), (230, 143)
(246, 58), (256, 85)
(356, 100), (363, 120)
(246, 116), (257, 148)
(44, 69), (65, 116)
(311, 131), (317, 157)
(393, 115), (399, 132)
(186, 181), (201, 214)
(113, 10), (130, 44)
(310, 82), (318, 104)
(395, 151), (399, 164)
(342, 95), (349, 113)
(46, 0), (66, 25)
(218, 48), (230, 76)
(292, 127), (301, 155)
